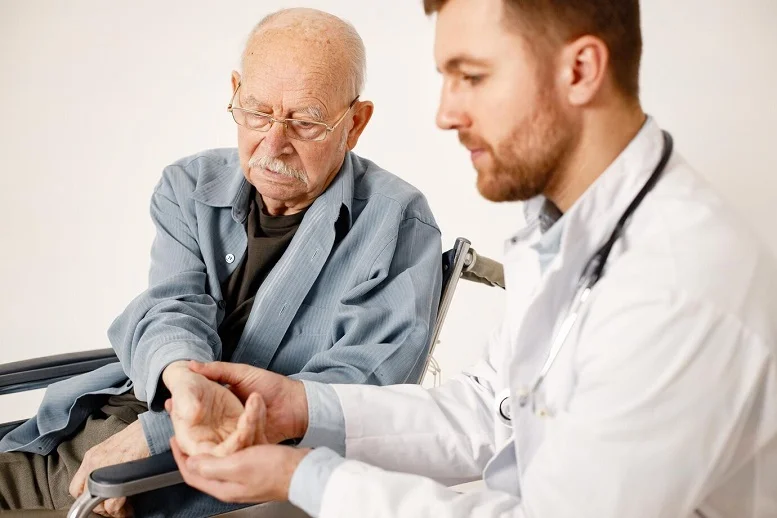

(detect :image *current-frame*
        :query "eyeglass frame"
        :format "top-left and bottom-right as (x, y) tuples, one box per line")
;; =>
(227, 82), (359, 142)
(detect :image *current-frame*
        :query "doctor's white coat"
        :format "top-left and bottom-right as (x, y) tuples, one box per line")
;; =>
(318, 120), (777, 518)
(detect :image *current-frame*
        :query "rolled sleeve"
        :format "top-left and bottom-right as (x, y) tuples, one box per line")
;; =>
(138, 409), (176, 455)
(297, 381), (346, 456)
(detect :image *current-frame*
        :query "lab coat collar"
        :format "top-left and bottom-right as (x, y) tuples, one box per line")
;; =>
(507, 116), (666, 268)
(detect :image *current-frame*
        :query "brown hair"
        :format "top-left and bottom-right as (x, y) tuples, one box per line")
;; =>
(423, 0), (642, 98)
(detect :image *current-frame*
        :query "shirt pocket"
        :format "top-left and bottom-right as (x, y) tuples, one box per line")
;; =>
(287, 303), (334, 338)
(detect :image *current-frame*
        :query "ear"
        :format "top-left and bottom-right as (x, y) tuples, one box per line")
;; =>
(345, 101), (374, 150)
(231, 70), (241, 94)
(558, 35), (609, 106)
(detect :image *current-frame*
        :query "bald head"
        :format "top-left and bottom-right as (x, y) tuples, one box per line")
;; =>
(242, 8), (366, 103)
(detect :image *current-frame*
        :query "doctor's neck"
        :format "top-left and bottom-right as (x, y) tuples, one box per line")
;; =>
(544, 100), (646, 213)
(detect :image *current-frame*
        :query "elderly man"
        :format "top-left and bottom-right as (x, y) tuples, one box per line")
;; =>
(0, 8), (441, 517)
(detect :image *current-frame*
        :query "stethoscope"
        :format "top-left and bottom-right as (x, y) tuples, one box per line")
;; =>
(497, 130), (674, 424)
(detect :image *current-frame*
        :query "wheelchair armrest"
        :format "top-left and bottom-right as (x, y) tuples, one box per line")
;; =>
(0, 349), (119, 396)
(87, 450), (184, 499)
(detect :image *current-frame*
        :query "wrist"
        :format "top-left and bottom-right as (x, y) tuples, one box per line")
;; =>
(127, 420), (151, 457)
(162, 360), (192, 388)
(290, 380), (310, 439)
(278, 447), (312, 501)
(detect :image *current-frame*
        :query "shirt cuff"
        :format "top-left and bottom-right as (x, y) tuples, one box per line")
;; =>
(288, 447), (345, 517)
(138, 410), (175, 455)
(297, 381), (346, 456)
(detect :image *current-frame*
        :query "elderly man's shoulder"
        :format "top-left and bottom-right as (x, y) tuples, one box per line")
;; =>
(350, 153), (437, 226)
(155, 148), (240, 194)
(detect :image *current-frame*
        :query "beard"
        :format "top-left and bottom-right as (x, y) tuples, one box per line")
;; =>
(460, 87), (576, 203)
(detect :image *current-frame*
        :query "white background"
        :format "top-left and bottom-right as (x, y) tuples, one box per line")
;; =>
(1, 0), (776, 419)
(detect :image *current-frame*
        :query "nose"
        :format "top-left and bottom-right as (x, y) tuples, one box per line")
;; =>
(260, 119), (294, 157)
(436, 83), (471, 131)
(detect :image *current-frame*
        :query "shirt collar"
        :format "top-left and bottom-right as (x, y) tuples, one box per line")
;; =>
(190, 150), (355, 229)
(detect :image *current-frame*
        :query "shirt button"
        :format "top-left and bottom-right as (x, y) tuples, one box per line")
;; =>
(225, 254), (235, 264)
(217, 300), (226, 310)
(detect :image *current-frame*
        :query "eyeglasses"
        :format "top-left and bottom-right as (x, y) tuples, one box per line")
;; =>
(227, 82), (359, 142)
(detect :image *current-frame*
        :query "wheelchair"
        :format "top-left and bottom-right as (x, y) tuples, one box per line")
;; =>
(0, 238), (504, 518)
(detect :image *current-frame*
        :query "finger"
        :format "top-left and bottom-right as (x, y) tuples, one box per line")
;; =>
(69, 463), (87, 499)
(180, 467), (248, 504)
(211, 393), (265, 457)
(164, 398), (173, 413)
(172, 430), (219, 457)
(187, 452), (242, 482)
(93, 502), (108, 516)
(188, 361), (246, 385)
(172, 439), (246, 501)
(104, 497), (128, 518)
(190, 440), (221, 456)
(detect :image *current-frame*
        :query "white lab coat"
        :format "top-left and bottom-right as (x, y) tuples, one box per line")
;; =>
(317, 120), (777, 518)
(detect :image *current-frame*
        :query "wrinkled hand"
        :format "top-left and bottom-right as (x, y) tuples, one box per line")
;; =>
(186, 361), (309, 445)
(170, 391), (310, 504)
(163, 361), (260, 457)
(69, 420), (149, 518)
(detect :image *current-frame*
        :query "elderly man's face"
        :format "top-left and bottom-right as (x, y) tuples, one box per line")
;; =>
(433, 0), (577, 203)
(232, 44), (363, 215)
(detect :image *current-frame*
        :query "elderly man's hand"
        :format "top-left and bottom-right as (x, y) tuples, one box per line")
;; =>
(170, 392), (311, 505)
(185, 360), (309, 444)
(163, 361), (260, 457)
(69, 420), (149, 518)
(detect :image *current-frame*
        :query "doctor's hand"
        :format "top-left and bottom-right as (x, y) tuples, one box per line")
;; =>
(169, 392), (311, 504)
(69, 420), (149, 518)
(186, 360), (309, 444)
(162, 361), (259, 457)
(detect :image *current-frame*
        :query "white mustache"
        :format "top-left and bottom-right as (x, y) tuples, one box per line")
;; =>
(248, 156), (308, 184)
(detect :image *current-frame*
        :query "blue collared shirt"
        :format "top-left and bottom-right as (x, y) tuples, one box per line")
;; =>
(1, 149), (443, 467)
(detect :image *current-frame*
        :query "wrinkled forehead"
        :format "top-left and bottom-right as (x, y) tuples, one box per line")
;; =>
(241, 32), (349, 115)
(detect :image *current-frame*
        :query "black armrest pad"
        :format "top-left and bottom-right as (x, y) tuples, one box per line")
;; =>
(88, 451), (184, 498)
(0, 349), (119, 395)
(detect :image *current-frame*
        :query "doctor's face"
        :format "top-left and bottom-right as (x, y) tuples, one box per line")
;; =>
(433, 0), (577, 203)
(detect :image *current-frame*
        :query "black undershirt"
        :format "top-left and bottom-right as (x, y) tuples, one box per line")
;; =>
(217, 188), (307, 362)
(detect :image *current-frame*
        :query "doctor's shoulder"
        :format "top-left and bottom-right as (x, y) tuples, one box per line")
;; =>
(603, 156), (777, 345)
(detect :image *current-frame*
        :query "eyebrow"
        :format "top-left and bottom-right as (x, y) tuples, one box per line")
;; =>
(241, 94), (325, 122)
(438, 55), (491, 73)
(294, 105), (325, 122)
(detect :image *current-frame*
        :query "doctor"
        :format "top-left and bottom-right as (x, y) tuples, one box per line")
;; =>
(168, 0), (777, 516)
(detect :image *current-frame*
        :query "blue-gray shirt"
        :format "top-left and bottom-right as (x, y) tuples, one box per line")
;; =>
(0, 149), (442, 457)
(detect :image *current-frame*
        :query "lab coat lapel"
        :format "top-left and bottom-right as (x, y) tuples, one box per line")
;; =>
(505, 118), (669, 475)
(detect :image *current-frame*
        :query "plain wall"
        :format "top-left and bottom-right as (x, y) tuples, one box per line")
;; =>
(1, 0), (776, 419)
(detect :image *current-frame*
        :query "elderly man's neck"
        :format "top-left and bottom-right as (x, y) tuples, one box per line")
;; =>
(260, 196), (314, 217)
(545, 99), (646, 213)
